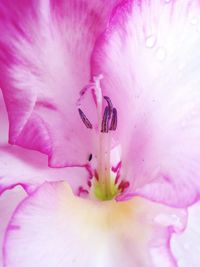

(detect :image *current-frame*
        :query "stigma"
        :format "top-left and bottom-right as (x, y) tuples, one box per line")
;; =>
(77, 75), (129, 201)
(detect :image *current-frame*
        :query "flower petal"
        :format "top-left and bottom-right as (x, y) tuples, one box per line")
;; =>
(0, 144), (89, 196)
(4, 181), (186, 267)
(92, 0), (200, 206)
(0, 0), (118, 167)
(0, 91), (89, 195)
(171, 200), (200, 267)
(0, 186), (26, 266)
(0, 91), (9, 144)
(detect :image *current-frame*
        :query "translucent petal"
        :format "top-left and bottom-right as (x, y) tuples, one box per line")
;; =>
(92, 0), (200, 206)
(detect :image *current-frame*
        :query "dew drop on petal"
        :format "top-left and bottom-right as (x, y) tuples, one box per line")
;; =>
(164, 0), (171, 3)
(145, 35), (156, 48)
(156, 47), (166, 61)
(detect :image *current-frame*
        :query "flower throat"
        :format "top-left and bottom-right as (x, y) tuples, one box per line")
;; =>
(78, 76), (129, 201)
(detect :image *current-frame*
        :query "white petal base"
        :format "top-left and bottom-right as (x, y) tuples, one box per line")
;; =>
(4, 182), (186, 267)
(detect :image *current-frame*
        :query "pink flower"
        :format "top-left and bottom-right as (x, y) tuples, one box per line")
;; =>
(0, 0), (200, 266)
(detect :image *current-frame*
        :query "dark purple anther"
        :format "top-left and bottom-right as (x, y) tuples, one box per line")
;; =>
(109, 108), (117, 131)
(88, 154), (92, 161)
(78, 108), (93, 129)
(104, 96), (113, 118)
(101, 106), (110, 133)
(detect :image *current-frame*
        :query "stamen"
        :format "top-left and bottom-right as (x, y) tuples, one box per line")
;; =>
(85, 164), (94, 180)
(94, 170), (99, 181)
(112, 161), (122, 173)
(118, 180), (130, 193)
(87, 180), (92, 187)
(109, 108), (117, 131)
(114, 171), (120, 185)
(77, 77), (122, 201)
(101, 106), (110, 133)
(78, 186), (89, 197)
(88, 154), (93, 161)
(76, 84), (94, 107)
(104, 96), (113, 118)
(78, 108), (93, 129)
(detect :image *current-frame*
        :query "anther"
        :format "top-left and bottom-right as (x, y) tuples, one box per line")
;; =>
(78, 186), (89, 197)
(78, 108), (93, 129)
(101, 106), (110, 133)
(104, 96), (113, 118)
(109, 108), (117, 131)
(87, 180), (92, 187)
(88, 154), (93, 161)
(118, 180), (130, 192)
(112, 161), (122, 173)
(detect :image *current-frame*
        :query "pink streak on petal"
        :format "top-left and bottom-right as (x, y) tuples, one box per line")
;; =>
(92, 0), (200, 207)
(0, 0), (119, 167)
(135, 180), (200, 208)
(0, 186), (26, 267)
(15, 112), (52, 155)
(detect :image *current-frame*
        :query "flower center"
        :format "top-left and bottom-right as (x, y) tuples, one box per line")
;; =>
(77, 75), (129, 201)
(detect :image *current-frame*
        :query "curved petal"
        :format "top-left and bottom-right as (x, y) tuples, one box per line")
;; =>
(0, 186), (26, 266)
(171, 200), (200, 267)
(92, 0), (200, 207)
(0, 0), (119, 167)
(0, 90), (89, 195)
(4, 181), (186, 267)
(0, 144), (89, 196)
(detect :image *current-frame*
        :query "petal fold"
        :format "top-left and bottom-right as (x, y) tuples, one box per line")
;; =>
(0, 186), (26, 267)
(0, 144), (89, 196)
(171, 200), (200, 267)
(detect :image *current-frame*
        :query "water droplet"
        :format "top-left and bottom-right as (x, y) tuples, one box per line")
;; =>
(156, 47), (166, 61)
(164, 0), (171, 3)
(145, 35), (156, 48)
